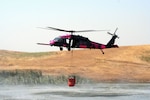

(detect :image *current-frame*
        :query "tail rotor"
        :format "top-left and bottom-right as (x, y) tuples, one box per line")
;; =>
(107, 28), (119, 39)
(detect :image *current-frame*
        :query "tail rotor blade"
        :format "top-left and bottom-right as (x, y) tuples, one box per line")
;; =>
(107, 28), (119, 38)
(114, 28), (118, 35)
(107, 32), (113, 36)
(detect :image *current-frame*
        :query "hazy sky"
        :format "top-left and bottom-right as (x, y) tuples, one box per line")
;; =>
(0, 0), (150, 52)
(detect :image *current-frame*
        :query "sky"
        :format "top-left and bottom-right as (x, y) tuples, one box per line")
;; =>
(0, 0), (150, 52)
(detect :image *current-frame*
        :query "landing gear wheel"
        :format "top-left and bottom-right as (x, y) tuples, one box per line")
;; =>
(68, 47), (71, 51)
(60, 47), (63, 51)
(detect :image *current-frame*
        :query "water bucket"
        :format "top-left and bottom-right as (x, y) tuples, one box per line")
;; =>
(68, 76), (76, 87)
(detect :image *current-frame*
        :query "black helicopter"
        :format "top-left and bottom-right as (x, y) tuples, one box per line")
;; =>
(37, 27), (119, 54)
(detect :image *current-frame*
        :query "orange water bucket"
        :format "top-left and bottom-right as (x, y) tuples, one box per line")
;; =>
(68, 76), (76, 87)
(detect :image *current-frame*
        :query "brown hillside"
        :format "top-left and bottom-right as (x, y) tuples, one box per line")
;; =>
(0, 45), (150, 82)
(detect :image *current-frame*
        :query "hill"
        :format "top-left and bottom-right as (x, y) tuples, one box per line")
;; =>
(0, 45), (150, 82)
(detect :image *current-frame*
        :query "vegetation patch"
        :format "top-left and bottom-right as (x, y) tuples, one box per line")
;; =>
(141, 56), (150, 63)
(140, 50), (150, 63)
(0, 70), (93, 85)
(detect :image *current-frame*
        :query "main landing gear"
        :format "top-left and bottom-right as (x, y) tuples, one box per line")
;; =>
(59, 47), (71, 51)
(60, 47), (63, 51)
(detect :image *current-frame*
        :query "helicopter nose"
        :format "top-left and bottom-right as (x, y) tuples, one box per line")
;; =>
(50, 40), (55, 46)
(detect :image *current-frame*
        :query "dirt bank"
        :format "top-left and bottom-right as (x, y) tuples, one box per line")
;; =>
(0, 45), (150, 82)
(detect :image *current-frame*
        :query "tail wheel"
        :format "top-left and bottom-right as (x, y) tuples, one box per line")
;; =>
(68, 47), (71, 51)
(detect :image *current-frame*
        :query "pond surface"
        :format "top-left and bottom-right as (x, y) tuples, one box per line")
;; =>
(0, 83), (150, 100)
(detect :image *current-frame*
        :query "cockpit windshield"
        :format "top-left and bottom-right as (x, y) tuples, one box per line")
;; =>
(54, 37), (61, 42)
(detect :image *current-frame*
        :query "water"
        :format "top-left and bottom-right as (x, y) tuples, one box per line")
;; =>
(0, 83), (150, 100)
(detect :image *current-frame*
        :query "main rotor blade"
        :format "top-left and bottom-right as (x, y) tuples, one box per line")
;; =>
(39, 26), (109, 33)
(47, 27), (109, 33)
(37, 43), (50, 45)
(47, 27), (74, 33)
(74, 30), (110, 33)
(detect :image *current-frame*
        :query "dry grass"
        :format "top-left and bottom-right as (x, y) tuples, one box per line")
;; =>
(0, 45), (150, 82)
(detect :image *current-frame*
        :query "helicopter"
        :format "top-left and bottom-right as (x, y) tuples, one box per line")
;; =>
(37, 27), (119, 54)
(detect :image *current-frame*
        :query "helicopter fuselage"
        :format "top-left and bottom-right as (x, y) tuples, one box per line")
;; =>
(49, 34), (118, 51)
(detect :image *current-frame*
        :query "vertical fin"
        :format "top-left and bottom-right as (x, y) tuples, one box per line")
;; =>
(106, 28), (119, 48)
